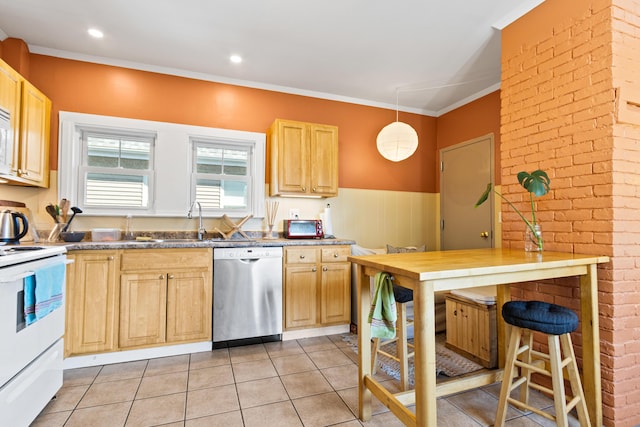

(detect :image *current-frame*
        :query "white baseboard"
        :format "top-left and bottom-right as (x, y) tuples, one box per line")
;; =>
(282, 324), (350, 341)
(63, 341), (212, 369)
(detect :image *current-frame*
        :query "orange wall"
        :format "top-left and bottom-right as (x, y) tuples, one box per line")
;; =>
(2, 39), (501, 196)
(435, 91), (501, 189)
(19, 52), (437, 193)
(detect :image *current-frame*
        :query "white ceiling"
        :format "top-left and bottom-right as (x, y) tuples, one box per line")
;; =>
(0, 0), (543, 116)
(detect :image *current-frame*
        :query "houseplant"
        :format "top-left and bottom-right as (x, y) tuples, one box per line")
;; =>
(475, 169), (550, 251)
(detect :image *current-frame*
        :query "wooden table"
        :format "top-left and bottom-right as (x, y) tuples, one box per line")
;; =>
(348, 248), (609, 426)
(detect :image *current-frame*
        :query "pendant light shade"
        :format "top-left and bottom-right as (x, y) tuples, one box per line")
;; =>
(376, 121), (418, 162)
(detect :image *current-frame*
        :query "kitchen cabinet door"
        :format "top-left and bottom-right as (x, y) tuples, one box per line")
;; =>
(166, 270), (212, 342)
(0, 59), (21, 162)
(309, 124), (338, 196)
(320, 262), (351, 324)
(17, 81), (51, 187)
(119, 272), (167, 348)
(65, 251), (119, 357)
(271, 119), (308, 195)
(284, 265), (318, 329)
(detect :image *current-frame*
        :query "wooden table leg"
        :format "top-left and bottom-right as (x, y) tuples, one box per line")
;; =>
(580, 263), (602, 427)
(357, 265), (373, 421)
(413, 283), (437, 426)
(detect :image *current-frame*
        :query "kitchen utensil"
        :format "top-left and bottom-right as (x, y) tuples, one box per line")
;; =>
(0, 209), (29, 244)
(62, 207), (82, 232)
(46, 204), (59, 223)
(60, 199), (70, 223)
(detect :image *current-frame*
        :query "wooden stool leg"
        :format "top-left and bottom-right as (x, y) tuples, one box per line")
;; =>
(548, 335), (569, 427)
(495, 326), (522, 427)
(560, 333), (592, 427)
(397, 303), (409, 391)
(517, 329), (534, 405)
(371, 338), (380, 374)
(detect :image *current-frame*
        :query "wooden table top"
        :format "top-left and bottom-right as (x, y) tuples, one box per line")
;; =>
(348, 248), (609, 282)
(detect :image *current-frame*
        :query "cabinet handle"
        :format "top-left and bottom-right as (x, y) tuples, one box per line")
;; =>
(333, 252), (339, 258)
(322, 266), (328, 272)
(312, 187), (317, 192)
(312, 267), (317, 272)
(301, 186), (306, 192)
(300, 254), (305, 259)
(168, 274), (174, 279)
(107, 256), (114, 261)
(159, 274), (165, 279)
(453, 310), (457, 316)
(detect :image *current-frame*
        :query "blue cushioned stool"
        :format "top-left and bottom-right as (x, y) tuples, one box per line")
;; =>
(495, 301), (591, 427)
(371, 285), (415, 391)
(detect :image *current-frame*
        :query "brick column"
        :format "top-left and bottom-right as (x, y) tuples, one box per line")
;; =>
(502, 0), (640, 425)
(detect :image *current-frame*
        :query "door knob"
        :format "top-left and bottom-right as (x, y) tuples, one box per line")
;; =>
(480, 231), (489, 238)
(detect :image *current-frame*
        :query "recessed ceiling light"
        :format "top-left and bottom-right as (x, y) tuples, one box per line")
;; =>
(230, 55), (242, 64)
(88, 28), (104, 39)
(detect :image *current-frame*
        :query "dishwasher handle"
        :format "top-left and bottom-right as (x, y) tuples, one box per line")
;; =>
(236, 258), (262, 264)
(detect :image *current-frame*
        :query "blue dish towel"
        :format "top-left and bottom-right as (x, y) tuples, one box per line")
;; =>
(368, 272), (397, 339)
(24, 263), (66, 326)
(23, 275), (37, 326)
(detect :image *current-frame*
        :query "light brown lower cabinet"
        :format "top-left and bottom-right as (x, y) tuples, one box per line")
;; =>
(445, 293), (497, 368)
(283, 245), (350, 330)
(65, 248), (212, 356)
(65, 251), (119, 357)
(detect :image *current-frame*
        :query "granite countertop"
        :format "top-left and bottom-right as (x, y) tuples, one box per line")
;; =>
(60, 236), (355, 251)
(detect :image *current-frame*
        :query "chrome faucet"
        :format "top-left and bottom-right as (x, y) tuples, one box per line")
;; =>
(187, 201), (206, 240)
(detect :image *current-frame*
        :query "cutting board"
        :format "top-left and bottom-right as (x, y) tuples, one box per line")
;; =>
(0, 205), (38, 243)
(0, 200), (26, 207)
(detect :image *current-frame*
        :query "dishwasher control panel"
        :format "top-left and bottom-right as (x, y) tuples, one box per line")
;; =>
(213, 247), (283, 260)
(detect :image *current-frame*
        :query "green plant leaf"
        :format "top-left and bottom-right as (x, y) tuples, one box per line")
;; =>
(517, 170), (550, 197)
(475, 183), (492, 207)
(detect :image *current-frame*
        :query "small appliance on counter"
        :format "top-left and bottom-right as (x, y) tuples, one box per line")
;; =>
(0, 209), (29, 244)
(283, 219), (323, 239)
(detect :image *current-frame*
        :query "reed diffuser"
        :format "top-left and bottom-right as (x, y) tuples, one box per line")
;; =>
(265, 199), (279, 239)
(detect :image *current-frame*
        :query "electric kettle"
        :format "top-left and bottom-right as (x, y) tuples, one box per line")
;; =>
(0, 209), (29, 244)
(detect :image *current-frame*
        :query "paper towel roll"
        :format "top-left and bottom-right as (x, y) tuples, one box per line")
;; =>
(323, 204), (333, 237)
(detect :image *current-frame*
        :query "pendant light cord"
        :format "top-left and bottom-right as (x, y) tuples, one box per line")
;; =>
(395, 88), (399, 122)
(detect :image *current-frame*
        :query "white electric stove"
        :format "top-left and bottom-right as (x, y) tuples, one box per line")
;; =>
(0, 245), (68, 427)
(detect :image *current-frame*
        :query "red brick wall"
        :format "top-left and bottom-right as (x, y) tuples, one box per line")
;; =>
(503, 0), (640, 425)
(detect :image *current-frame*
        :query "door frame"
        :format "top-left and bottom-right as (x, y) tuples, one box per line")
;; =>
(439, 133), (495, 250)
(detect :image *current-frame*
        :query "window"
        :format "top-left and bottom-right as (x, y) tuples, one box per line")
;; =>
(80, 130), (154, 209)
(59, 112), (266, 217)
(192, 142), (252, 212)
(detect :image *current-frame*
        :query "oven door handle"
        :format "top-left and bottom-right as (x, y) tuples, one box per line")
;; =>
(0, 259), (74, 283)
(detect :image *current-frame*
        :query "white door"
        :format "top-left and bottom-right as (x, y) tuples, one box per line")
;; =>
(440, 134), (494, 250)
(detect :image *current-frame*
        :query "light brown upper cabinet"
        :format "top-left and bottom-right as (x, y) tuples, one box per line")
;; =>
(268, 119), (338, 197)
(0, 58), (51, 187)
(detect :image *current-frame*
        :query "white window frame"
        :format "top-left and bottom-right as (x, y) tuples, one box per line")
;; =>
(78, 128), (156, 211)
(190, 138), (257, 215)
(59, 111), (266, 218)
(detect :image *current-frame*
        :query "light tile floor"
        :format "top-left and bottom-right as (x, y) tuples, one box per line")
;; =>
(31, 334), (579, 426)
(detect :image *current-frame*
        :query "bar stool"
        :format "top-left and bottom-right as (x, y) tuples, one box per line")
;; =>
(495, 300), (591, 427)
(371, 285), (414, 390)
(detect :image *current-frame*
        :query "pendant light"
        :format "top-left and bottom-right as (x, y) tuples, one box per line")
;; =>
(376, 90), (418, 162)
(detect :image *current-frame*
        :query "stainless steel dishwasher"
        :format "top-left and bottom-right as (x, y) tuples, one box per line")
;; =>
(213, 247), (283, 343)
